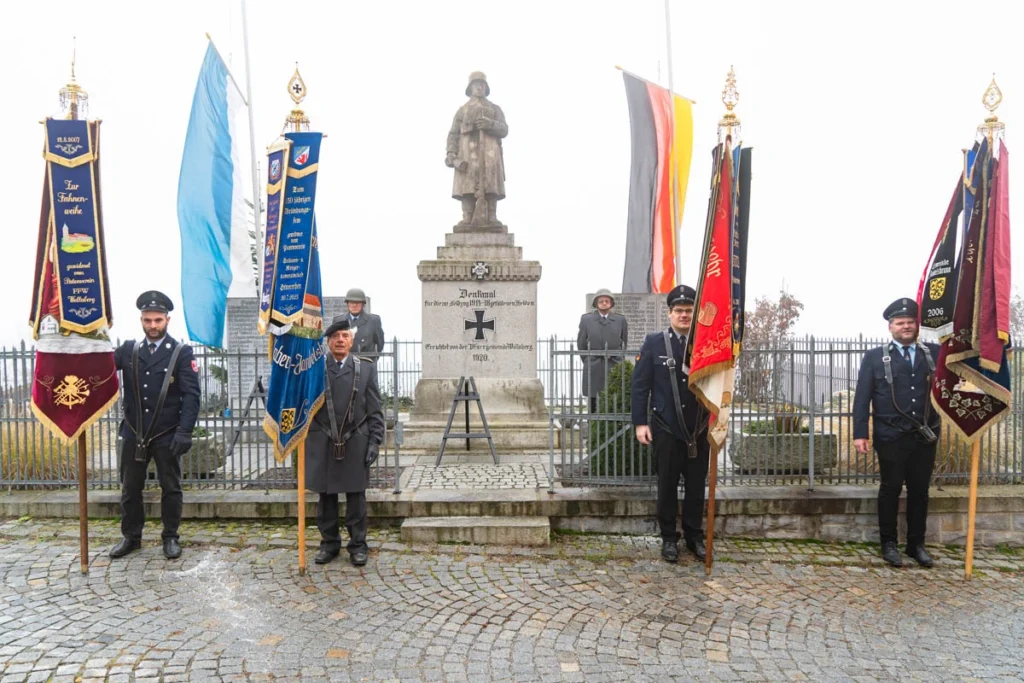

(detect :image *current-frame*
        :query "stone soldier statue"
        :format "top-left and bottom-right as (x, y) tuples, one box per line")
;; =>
(577, 289), (629, 413)
(344, 287), (385, 356)
(109, 291), (201, 560)
(631, 285), (709, 564)
(445, 71), (508, 230)
(306, 316), (385, 566)
(853, 298), (940, 568)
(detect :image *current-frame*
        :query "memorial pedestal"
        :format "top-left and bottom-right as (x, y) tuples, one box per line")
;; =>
(405, 231), (553, 452)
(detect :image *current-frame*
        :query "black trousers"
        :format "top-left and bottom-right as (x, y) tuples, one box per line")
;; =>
(875, 433), (937, 547)
(317, 492), (368, 554)
(119, 438), (182, 541)
(654, 430), (710, 543)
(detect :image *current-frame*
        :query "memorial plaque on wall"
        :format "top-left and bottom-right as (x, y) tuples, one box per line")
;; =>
(583, 292), (665, 349)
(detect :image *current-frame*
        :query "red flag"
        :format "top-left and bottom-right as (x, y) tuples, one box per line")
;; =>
(690, 144), (735, 452)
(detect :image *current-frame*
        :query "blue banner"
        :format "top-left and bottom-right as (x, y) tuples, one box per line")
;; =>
(43, 120), (109, 334)
(258, 145), (288, 334)
(260, 132), (327, 462)
(265, 334), (327, 460)
(271, 132), (322, 327)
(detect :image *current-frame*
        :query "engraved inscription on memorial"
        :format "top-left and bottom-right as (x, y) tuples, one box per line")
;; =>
(584, 292), (665, 349)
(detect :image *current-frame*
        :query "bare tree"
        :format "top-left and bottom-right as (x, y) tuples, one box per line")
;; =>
(737, 288), (804, 404)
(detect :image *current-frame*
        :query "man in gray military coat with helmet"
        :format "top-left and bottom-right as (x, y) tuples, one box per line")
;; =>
(305, 316), (385, 566)
(344, 287), (385, 356)
(578, 289), (629, 413)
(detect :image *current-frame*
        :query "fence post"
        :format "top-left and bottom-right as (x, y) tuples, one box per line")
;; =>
(808, 336), (816, 491)
(391, 336), (399, 422)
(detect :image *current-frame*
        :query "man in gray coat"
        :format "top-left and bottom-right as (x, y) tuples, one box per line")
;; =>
(578, 289), (629, 412)
(344, 288), (385, 356)
(306, 316), (385, 566)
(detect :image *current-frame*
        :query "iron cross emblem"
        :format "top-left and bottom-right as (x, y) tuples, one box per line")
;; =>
(464, 310), (495, 340)
(471, 261), (489, 280)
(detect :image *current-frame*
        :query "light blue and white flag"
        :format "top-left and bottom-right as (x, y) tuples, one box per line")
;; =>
(177, 42), (254, 348)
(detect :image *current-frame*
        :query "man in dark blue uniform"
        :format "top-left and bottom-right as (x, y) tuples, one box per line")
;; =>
(109, 291), (201, 560)
(631, 284), (709, 563)
(853, 298), (940, 568)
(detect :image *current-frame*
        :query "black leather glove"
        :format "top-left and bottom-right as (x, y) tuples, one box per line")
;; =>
(365, 443), (380, 467)
(170, 432), (192, 458)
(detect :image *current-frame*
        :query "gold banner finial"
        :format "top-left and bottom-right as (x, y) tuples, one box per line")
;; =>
(284, 63), (310, 132)
(59, 37), (88, 120)
(977, 73), (1005, 142)
(718, 65), (740, 139)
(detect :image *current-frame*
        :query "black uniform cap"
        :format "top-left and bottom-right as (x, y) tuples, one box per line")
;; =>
(324, 315), (352, 337)
(883, 298), (918, 321)
(137, 291), (173, 314)
(667, 284), (697, 308)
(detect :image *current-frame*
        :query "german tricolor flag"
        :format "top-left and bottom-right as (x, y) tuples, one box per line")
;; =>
(621, 71), (693, 293)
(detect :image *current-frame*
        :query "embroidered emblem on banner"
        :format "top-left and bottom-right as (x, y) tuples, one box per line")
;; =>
(697, 302), (718, 326)
(270, 158), (281, 181)
(929, 277), (946, 300)
(293, 146), (310, 166)
(280, 408), (296, 433)
(55, 143), (83, 155)
(54, 375), (90, 409)
(59, 223), (95, 254)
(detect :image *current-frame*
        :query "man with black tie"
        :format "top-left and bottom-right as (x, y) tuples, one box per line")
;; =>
(854, 298), (941, 568)
(305, 316), (385, 566)
(109, 291), (201, 560)
(631, 284), (709, 563)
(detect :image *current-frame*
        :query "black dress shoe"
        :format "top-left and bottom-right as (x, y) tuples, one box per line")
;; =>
(350, 550), (368, 567)
(686, 539), (707, 561)
(881, 541), (903, 567)
(163, 538), (182, 559)
(661, 540), (679, 563)
(109, 538), (140, 559)
(314, 548), (339, 565)
(906, 545), (934, 568)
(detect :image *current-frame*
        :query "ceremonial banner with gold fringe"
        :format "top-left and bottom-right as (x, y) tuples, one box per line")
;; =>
(260, 132), (327, 462)
(688, 141), (736, 453)
(621, 70), (694, 294)
(28, 119), (119, 442)
(930, 138), (1013, 441)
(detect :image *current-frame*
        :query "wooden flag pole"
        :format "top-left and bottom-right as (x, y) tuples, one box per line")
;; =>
(77, 433), (89, 574)
(297, 443), (307, 575)
(964, 440), (981, 579)
(705, 446), (718, 575)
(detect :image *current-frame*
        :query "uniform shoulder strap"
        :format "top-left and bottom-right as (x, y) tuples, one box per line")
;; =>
(880, 345), (894, 386)
(917, 343), (936, 373)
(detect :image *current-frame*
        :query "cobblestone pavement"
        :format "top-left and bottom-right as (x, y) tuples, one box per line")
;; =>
(405, 463), (550, 490)
(2, 518), (1023, 682)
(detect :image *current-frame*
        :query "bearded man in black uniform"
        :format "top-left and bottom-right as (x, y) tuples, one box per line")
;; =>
(853, 298), (941, 568)
(109, 291), (201, 560)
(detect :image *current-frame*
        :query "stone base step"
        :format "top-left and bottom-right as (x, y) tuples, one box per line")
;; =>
(400, 516), (550, 546)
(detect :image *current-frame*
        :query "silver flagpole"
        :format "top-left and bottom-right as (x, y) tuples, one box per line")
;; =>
(241, 0), (263, 283)
(663, 0), (682, 286)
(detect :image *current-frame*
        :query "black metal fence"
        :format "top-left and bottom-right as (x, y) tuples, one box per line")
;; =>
(2, 337), (1021, 491)
(546, 338), (1024, 489)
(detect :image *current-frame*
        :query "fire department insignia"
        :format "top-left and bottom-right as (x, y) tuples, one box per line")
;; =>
(280, 408), (296, 433)
(53, 375), (90, 409)
(929, 277), (946, 301)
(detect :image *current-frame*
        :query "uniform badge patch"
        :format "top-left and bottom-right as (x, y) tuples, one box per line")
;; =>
(191, 360), (198, 373)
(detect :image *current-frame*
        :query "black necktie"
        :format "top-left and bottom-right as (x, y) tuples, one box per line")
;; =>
(148, 342), (157, 354)
(901, 346), (911, 363)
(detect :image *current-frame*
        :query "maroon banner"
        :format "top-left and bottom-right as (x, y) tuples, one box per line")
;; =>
(31, 351), (119, 442)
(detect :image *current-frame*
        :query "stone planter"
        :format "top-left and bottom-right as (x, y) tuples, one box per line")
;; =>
(147, 435), (227, 479)
(731, 433), (838, 474)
